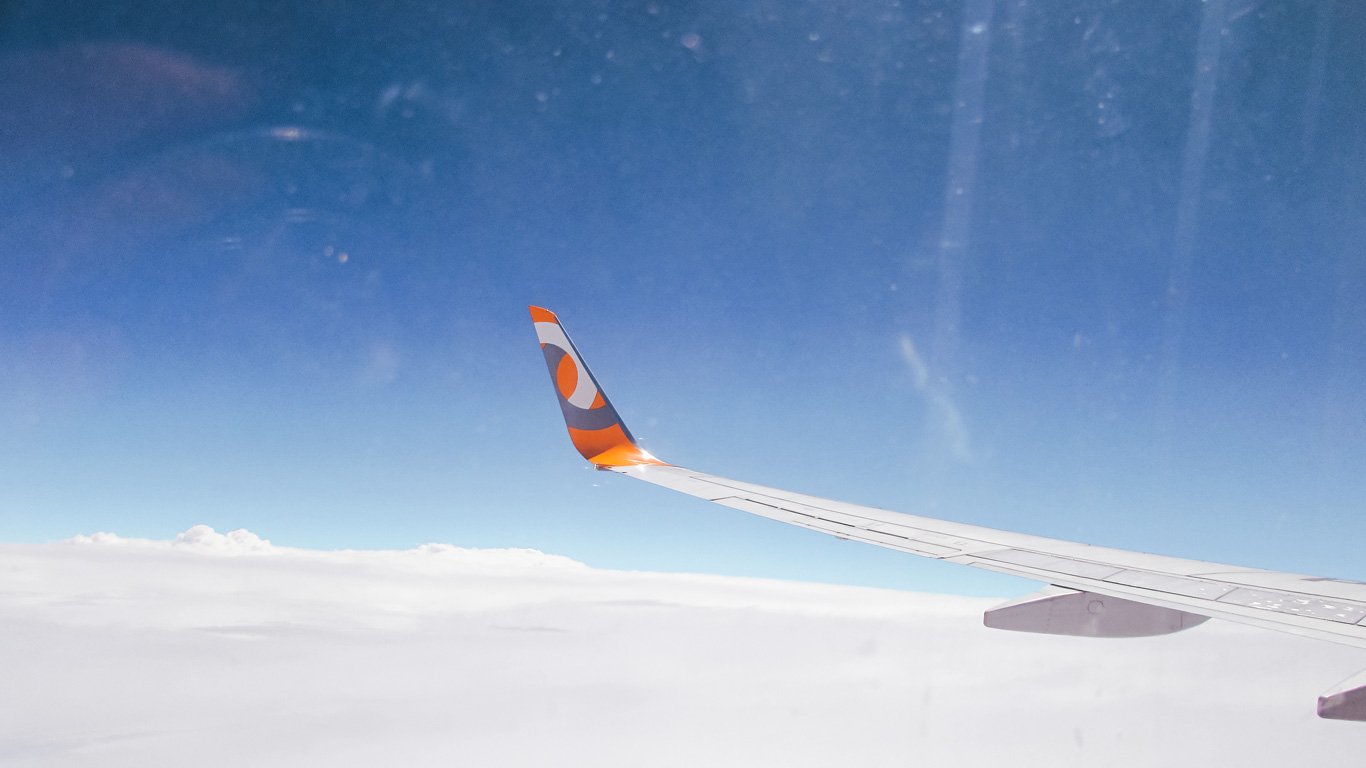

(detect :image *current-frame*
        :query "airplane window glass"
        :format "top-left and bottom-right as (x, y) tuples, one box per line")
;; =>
(4, 0), (1365, 760)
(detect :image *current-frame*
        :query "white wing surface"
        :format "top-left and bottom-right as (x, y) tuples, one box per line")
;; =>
(528, 306), (1366, 720)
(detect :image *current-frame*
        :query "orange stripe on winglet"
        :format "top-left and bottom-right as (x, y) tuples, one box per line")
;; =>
(529, 306), (559, 324)
(566, 424), (667, 467)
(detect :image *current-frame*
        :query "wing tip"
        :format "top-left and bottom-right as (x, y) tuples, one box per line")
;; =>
(530, 305), (670, 469)
(529, 305), (560, 324)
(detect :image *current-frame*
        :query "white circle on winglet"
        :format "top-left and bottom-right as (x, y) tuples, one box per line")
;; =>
(534, 321), (600, 409)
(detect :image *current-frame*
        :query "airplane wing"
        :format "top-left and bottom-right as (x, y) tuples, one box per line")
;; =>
(528, 305), (1366, 720)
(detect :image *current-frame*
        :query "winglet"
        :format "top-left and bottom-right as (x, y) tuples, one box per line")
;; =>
(529, 306), (667, 468)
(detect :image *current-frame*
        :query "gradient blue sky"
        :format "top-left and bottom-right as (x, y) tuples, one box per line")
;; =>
(3, 0), (1365, 596)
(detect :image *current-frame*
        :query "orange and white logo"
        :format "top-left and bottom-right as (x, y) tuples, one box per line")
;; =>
(530, 306), (664, 467)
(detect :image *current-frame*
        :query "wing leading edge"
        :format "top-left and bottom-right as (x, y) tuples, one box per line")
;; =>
(527, 305), (1366, 721)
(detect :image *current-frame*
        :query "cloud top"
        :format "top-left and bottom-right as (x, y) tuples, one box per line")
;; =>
(5, 527), (1365, 767)
(65, 524), (587, 568)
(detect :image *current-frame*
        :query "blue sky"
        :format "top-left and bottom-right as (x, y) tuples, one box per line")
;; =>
(3, 0), (1365, 596)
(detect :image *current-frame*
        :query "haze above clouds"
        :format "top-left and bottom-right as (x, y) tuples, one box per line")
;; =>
(3, 526), (1364, 766)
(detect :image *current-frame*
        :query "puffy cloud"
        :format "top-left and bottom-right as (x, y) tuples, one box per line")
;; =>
(2, 527), (1364, 767)
(172, 523), (272, 552)
(67, 524), (272, 553)
(66, 525), (585, 568)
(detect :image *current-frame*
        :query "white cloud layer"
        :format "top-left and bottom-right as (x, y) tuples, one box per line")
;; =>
(2, 526), (1365, 766)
